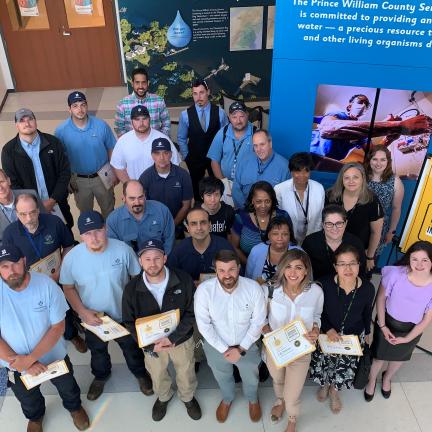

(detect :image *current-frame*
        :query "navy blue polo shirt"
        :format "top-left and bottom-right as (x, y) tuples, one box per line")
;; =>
(139, 164), (193, 219)
(2, 214), (74, 266)
(167, 234), (234, 281)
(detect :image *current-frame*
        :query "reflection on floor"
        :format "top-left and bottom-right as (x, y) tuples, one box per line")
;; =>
(0, 89), (431, 431)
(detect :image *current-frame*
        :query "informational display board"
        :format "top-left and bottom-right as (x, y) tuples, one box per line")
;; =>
(399, 154), (432, 252)
(270, 0), (432, 179)
(118, 0), (275, 105)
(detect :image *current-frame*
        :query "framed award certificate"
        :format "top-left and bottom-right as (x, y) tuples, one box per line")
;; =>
(30, 249), (61, 276)
(318, 334), (363, 356)
(20, 360), (69, 390)
(263, 319), (316, 368)
(135, 309), (180, 348)
(81, 316), (130, 342)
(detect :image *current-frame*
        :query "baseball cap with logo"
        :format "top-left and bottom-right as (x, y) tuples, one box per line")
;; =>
(15, 108), (35, 123)
(138, 239), (165, 256)
(78, 210), (105, 235)
(68, 91), (87, 106)
(151, 137), (171, 153)
(229, 101), (248, 114)
(0, 244), (24, 263)
(131, 105), (150, 119)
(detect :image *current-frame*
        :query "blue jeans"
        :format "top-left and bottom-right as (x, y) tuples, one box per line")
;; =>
(204, 341), (260, 403)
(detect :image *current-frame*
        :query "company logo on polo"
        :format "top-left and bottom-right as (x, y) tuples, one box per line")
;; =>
(76, 93), (79, 97)
(148, 241), (153, 245)
(86, 218), (91, 223)
(1, 249), (6, 255)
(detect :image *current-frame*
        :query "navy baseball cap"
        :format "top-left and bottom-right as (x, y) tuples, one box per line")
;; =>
(229, 101), (248, 114)
(78, 211), (105, 235)
(0, 245), (24, 263)
(138, 239), (165, 256)
(131, 105), (150, 119)
(15, 108), (35, 123)
(68, 91), (87, 106)
(151, 138), (171, 153)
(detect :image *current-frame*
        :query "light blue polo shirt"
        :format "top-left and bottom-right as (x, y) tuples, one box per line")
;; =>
(0, 272), (68, 369)
(207, 122), (255, 180)
(59, 239), (141, 322)
(55, 115), (116, 175)
(106, 200), (175, 255)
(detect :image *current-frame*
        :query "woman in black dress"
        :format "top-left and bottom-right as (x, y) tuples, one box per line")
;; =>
(309, 243), (375, 414)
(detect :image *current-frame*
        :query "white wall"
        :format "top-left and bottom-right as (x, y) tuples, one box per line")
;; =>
(0, 36), (14, 94)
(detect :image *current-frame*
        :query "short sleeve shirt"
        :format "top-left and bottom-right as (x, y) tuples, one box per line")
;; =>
(0, 272), (68, 368)
(60, 239), (141, 322)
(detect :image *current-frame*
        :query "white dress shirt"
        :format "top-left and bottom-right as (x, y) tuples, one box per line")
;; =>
(194, 276), (266, 353)
(266, 283), (324, 332)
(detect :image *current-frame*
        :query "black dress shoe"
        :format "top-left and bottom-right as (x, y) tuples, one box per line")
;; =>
(152, 396), (173, 421)
(381, 371), (391, 399)
(184, 397), (202, 420)
(87, 378), (108, 401)
(364, 381), (376, 402)
(137, 372), (154, 396)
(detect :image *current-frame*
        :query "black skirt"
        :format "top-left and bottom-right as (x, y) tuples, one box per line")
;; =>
(371, 313), (421, 361)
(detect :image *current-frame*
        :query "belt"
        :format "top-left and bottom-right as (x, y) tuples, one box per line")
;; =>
(76, 173), (98, 179)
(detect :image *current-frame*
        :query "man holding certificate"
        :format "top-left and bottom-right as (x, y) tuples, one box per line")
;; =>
(262, 249), (323, 432)
(0, 245), (90, 432)
(122, 238), (201, 422)
(60, 211), (153, 401)
(194, 249), (266, 423)
(2, 193), (87, 355)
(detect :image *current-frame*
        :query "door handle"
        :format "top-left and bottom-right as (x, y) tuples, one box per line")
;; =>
(61, 26), (71, 36)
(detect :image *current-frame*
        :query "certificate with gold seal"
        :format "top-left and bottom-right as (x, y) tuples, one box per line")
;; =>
(318, 334), (363, 356)
(263, 319), (316, 368)
(81, 315), (130, 342)
(20, 360), (69, 390)
(135, 309), (180, 348)
(30, 249), (61, 276)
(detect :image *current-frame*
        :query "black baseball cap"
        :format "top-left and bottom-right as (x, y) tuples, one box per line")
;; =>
(78, 211), (105, 235)
(138, 239), (165, 256)
(229, 101), (248, 114)
(68, 91), (87, 106)
(131, 105), (150, 119)
(151, 138), (171, 153)
(0, 245), (24, 263)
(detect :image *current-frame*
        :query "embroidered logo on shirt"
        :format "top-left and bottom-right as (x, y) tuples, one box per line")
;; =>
(34, 300), (47, 312)
(44, 234), (54, 245)
(174, 289), (182, 295)
(173, 182), (181, 188)
(48, 150), (54, 154)
(112, 258), (122, 267)
(152, 221), (157, 225)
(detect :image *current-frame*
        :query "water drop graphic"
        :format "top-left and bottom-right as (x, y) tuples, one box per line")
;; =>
(167, 10), (192, 48)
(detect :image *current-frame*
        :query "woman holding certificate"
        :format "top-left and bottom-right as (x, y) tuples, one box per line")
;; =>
(364, 241), (432, 401)
(309, 243), (375, 414)
(262, 249), (323, 431)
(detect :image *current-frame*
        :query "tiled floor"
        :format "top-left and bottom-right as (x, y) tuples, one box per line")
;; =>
(0, 89), (431, 431)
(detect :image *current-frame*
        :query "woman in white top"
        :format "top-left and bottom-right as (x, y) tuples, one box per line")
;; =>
(262, 249), (323, 432)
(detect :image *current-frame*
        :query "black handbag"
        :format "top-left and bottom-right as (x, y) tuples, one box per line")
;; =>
(353, 343), (372, 389)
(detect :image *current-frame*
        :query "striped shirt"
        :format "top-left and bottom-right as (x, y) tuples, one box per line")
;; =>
(114, 92), (171, 138)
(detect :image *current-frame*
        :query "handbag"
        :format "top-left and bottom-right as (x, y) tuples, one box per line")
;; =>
(353, 343), (372, 390)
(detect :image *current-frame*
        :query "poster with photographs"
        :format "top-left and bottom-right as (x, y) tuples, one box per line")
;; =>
(310, 84), (432, 179)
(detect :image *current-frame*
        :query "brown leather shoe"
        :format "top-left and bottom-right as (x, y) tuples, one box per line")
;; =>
(249, 401), (262, 422)
(70, 406), (90, 431)
(216, 400), (232, 423)
(27, 418), (43, 432)
(70, 335), (88, 353)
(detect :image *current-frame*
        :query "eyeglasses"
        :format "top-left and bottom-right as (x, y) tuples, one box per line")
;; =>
(335, 262), (359, 268)
(324, 221), (345, 229)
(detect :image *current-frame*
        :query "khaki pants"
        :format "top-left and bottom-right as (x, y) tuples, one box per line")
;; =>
(266, 353), (311, 418)
(144, 337), (197, 403)
(72, 174), (115, 219)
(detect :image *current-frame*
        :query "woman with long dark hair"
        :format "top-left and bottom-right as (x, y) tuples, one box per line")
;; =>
(364, 241), (432, 401)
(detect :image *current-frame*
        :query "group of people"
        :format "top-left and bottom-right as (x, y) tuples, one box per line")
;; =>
(0, 67), (431, 432)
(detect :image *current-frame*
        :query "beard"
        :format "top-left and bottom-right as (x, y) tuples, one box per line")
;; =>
(2, 273), (26, 290)
(217, 273), (239, 291)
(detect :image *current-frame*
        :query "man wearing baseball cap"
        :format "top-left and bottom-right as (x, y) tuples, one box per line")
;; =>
(207, 101), (256, 182)
(122, 239), (201, 422)
(0, 244), (90, 431)
(138, 137), (193, 237)
(110, 105), (181, 183)
(114, 67), (170, 138)
(60, 211), (153, 401)
(1, 108), (74, 228)
(55, 91), (117, 219)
